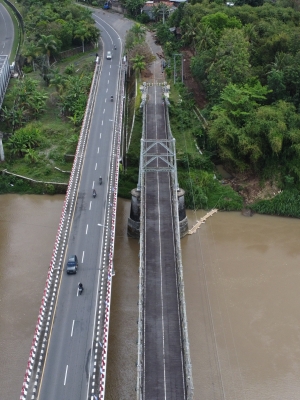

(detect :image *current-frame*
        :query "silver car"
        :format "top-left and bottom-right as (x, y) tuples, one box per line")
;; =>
(106, 51), (112, 60)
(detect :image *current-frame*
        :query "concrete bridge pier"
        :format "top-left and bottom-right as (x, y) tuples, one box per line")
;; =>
(178, 188), (188, 237)
(127, 188), (140, 238)
(127, 187), (188, 238)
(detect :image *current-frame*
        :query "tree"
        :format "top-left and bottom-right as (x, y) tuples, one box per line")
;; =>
(130, 54), (146, 77)
(37, 35), (57, 68)
(23, 41), (40, 70)
(207, 28), (251, 101)
(124, 0), (144, 17)
(74, 23), (90, 53)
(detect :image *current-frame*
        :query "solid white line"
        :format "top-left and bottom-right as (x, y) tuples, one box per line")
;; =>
(71, 320), (75, 337)
(64, 365), (68, 385)
(155, 87), (167, 400)
(89, 201), (92, 210)
(95, 163), (97, 170)
(82, 251), (85, 263)
(86, 224), (88, 235)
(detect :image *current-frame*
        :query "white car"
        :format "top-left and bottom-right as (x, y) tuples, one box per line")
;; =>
(106, 51), (112, 60)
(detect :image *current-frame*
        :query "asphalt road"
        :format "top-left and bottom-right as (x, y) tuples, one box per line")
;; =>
(37, 17), (124, 400)
(0, 2), (14, 57)
(143, 86), (186, 399)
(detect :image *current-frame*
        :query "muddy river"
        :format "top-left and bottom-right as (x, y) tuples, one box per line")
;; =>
(0, 195), (299, 399)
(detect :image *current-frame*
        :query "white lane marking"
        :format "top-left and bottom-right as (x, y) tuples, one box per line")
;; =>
(64, 365), (68, 385)
(82, 251), (85, 263)
(71, 320), (75, 337)
(95, 163), (97, 170)
(92, 181), (95, 189)
(86, 224), (88, 235)
(89, 201), (92, 210)
(97, 147), (99, 153)
(105, 98), (107, 103)
(109, 71), (110, 76)
(110, 64), (111, 68)
(103, 109), (105, 114)
(99, 132), (101, 139)
(101, 120), (103, 126)
(107, 80), (109, 84)
(106, 88), (108, 93)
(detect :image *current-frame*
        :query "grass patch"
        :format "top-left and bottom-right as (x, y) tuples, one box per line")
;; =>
(250, 189), (300, 218)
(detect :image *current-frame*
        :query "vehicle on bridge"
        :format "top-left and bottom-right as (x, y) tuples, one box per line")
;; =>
(106, 51), (112, 60)
(66, 255), (78, 274)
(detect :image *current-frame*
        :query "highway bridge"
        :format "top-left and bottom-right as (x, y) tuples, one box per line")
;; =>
(20, 14), (129, 400)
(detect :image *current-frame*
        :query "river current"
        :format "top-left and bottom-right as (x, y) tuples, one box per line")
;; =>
(0, 194), (299, 399)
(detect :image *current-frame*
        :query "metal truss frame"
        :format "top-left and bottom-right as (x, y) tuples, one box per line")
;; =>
(137, 138), (179, 191)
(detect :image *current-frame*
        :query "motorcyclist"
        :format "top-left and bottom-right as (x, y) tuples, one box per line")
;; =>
(110, 95), (113, 101)
(114, 44), (117, 50)
(93, 188), (97, 197)
(78, 282), (83, 290)
(99, 176), (102, 185)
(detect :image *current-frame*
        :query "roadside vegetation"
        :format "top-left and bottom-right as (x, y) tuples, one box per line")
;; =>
(0, 0), (99, 194)
(121, 0), (300, 216)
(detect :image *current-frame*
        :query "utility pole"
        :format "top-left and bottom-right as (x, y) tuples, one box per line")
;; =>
(0, 132), (4, 162)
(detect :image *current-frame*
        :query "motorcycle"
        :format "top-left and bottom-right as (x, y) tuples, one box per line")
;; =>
(114, 45), (117, 50)
(93, 189), (97, 198)
(110, 95), (113, 102)
(99, 177), (102, 185)
(78, 283), (83, 295)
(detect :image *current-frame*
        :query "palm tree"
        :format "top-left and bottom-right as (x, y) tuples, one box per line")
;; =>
(131, 23), (146, 42)
(23, 41), (40, 70)
(131, 54), (146, 77)
(74, 23), (91, 53)
(196, 26), (216, 52)
(37, 35), (57, 68)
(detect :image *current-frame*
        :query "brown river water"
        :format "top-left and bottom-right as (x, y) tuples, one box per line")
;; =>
(0, 195), (299, 399)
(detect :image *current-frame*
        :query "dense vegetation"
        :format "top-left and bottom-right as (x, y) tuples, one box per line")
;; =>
(136, 0), (300, 216)
(0, 0), (99, 193)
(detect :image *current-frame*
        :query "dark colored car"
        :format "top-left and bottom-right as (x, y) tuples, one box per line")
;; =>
(66, 255), (78, 274)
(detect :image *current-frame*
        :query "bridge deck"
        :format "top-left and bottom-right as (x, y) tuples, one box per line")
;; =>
(143, 86), (185, 399)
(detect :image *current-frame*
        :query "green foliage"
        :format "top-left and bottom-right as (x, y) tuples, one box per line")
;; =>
(179, 170), (243, 210)
(251, 190), (300, 217)
(124, 0), (145, 17)
(201, 12), (242, 36)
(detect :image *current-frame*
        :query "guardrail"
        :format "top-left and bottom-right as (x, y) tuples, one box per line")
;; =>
(164, 101), (194, 399)
(136, 100), (146, 398)
(20, 54), (102, 400)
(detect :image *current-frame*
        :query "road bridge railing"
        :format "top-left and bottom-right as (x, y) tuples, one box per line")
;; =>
(20, 55), (103, 400)
(165, 98), (194, 397)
